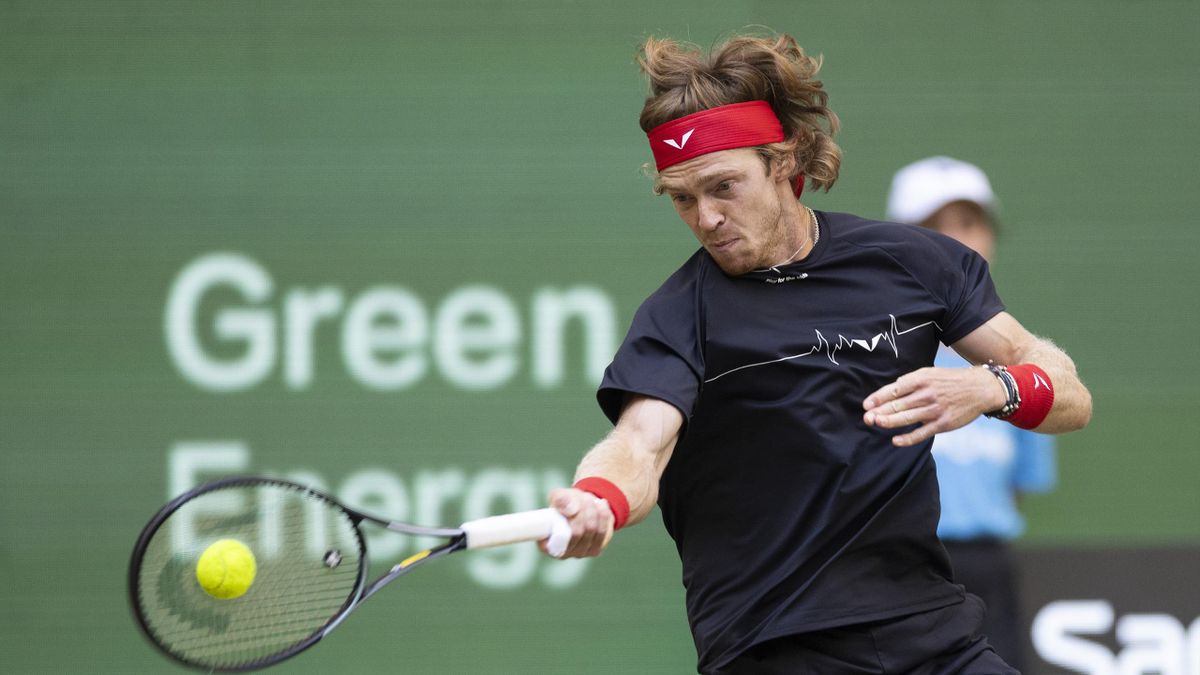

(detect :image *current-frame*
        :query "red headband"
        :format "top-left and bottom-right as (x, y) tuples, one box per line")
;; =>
(646, 100), (803, 196)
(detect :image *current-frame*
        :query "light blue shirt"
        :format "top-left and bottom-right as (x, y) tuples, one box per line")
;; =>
(931, 348), (1057, 540)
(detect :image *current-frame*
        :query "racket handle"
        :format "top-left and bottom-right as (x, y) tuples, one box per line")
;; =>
(461, 508), (572, 558)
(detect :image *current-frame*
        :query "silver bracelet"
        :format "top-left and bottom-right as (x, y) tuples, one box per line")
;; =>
(981, 363), (1020, 419)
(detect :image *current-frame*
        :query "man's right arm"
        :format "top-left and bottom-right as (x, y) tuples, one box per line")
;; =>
(545, 394), (683, 559)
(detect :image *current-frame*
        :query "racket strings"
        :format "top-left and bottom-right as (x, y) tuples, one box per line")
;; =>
(134, 483), (364, 670)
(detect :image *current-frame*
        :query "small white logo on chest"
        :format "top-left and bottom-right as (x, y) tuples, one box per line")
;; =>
(765, 273), (808, 284)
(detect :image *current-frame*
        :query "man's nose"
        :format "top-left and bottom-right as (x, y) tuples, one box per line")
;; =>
(697, 198), (725, 231)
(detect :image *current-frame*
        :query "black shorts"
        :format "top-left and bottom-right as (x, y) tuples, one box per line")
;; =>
(715, 594), (1018, 675)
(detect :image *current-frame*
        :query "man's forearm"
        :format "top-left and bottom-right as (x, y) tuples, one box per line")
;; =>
(949, 313), (1092, 435)
(574, 434), (659, 527)
(1014, 337), (1092, 433)
(574, 396), (680, 527)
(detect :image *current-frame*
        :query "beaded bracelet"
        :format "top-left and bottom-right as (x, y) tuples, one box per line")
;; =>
(981, 362), (1021, 419)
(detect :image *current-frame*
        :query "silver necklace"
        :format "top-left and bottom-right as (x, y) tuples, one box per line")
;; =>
(764, 207), (820, 272)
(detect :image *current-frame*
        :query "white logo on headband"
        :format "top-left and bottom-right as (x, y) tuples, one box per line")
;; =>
(663, 129), (695, 150)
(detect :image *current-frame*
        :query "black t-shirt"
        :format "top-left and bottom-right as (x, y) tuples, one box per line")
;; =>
(597, 211), (1006, 673)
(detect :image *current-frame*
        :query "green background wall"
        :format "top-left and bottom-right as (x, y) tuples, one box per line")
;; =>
(2, 1), (1196, 672)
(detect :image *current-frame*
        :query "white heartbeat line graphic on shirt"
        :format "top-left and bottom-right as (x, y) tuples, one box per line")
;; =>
(704, 315), (941, 384)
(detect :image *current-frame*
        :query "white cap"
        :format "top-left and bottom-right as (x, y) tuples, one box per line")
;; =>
(885, 156), (998, 225)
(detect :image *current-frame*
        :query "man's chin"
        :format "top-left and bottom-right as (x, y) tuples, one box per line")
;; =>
(709, 254), (754, 277)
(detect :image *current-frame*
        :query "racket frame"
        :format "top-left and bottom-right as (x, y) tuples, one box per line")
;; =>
(127, 475), (470, 672)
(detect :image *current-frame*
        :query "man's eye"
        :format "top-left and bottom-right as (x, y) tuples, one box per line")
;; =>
(716, 181), (732, 192)
(672, 194), (691, 204)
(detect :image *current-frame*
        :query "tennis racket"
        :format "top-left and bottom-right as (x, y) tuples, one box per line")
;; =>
(128, 475), (571, 672)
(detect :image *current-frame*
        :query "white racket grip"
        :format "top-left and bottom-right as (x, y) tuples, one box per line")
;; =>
(460, 508), (572, 558)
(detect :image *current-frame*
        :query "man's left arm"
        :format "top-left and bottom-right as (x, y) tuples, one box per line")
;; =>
(863, 311), (1092, 446)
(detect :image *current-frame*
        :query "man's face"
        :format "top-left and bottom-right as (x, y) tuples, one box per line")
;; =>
(657, 148), (799, 276)
(921, 200), (996, 263)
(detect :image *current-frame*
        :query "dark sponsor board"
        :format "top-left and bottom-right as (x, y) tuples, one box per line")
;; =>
(1019, 546), (1200, 674)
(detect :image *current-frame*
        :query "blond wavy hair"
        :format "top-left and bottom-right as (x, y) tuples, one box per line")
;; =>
(638, 33), (841, 193)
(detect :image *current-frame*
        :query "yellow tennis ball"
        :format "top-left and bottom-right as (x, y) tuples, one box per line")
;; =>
(196, 539), (257, 600)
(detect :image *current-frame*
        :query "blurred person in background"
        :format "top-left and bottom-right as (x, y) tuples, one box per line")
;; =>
(887, 156), (1058, 671)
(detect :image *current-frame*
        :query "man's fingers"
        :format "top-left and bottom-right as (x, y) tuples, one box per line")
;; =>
(569, 514), (608, 557)
(892, 420), (941, 447)
(890, 410), (956, 446)
(863, 379), (914, 410)
(867, 404), (939, 429)
(863, 385), (891, 410)
(582, 497), (613, 556)
(577, 502), (601, 555)
(551, 490), (580, 516)
(864, 394), (929, 426)
(864, 369), (941, 410)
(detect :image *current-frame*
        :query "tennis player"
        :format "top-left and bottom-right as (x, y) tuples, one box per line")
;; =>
(545, 33), (1092, 674)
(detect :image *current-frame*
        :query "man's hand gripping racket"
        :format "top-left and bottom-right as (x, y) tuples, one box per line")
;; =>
(128, 476), (570, 672)
(544, 487), (616, 558)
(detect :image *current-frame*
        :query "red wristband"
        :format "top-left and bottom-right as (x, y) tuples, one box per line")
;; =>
(573, 477), (631, 530)
(1006, 364), (1055, 430)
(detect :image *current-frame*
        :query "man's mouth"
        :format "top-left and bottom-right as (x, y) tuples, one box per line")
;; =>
(711, 238), (739, 251)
